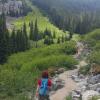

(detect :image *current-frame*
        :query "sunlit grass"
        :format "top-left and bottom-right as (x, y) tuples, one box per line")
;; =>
(13, 0), (68, 37)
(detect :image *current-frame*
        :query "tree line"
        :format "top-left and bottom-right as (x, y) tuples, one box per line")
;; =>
(0, 13), (30, 64)
(0, 13), (68, 64)
(32, 0), (100, 34)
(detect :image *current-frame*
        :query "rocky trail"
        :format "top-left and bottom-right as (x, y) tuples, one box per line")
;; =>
(50, 42), (87, 100)
(34, 42), (100, 100)
(50, 69), (78, 100)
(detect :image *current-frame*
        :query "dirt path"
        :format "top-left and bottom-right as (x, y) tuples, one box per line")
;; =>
(50, 69), (78, 100)
(50, 42), (87, 100)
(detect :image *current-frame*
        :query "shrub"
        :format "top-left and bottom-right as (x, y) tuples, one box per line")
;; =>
(89, 51), (100, 65)
(79, 65), (91, 75)
(62, 41), (77, 55)
(0, 43), (77, 99)
(89, 96), (100, 100)
(66, 94), (72, 100)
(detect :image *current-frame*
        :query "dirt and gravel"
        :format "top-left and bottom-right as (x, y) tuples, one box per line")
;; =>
(50, 69), (78, 100)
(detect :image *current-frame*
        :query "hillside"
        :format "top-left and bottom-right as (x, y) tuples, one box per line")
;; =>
(0, 0), (100, 100)
(31, 0), (100, 34)
(0, 42), (78, 100)
(12, 0), (68, 37)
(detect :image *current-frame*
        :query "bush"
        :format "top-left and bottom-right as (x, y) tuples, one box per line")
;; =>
(66, 94), (72, 100)
(89, 51), (100, 65)
(63, 41), (77, 55)
(0, 43), (77, 99)
(93, 42), (100, 51)
(79, 65), (91, 75)
(85, 29), (100, 48)
(89, 96), (100, 100)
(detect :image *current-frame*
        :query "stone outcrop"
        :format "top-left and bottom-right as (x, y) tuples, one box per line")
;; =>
(0, 0), (22, 15)
(71, 74), (100, 100)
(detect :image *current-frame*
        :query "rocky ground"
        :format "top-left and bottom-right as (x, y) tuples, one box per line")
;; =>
(50, 69), (78, 100)
(50, 42), (100, 100)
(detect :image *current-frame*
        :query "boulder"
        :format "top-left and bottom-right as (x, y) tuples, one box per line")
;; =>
(87, 74), (100, 84)
(72, 90), (82, 100)
(82, 90), (99, 100)
(88, 83), (100, 91)
(57, 68), (65, 74)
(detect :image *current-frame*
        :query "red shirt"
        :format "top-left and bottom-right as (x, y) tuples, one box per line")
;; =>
(38, 79), (52, 87)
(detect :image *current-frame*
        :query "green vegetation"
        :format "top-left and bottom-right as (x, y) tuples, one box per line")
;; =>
(79, 29), (100, 75)
(85, 29), (100, 65)
(13, 0), (67, 37)
(85, 29), (100, 48)
(89, 96), (100, 100)
(32, 0), (100, 34)
(66, 94), (72, 100)
(79, 65), (91, 75)
(0, 42), (77, 99)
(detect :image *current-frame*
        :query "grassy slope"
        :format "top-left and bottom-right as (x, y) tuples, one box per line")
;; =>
(0, 42), (78, 100)
(13, 0), (68, 37)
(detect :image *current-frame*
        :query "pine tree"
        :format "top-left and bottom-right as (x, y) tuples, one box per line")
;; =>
(57, 37), (60, 44)
(5, 29), (11, 55)
(34, 19), (39, 47)
(0, 13), (8, 64)
(61, 35), (65, 43)
(22, 22), (29, 50)
(44, 36), (49, 45)
(44, 28), (52, 38)
(69, 31), (73, 40)
(16, 29), (22, 52)
(29, 21), (34, 40)
(10, 28), (17, 53)
(44, 36), (54, 45)
(53, 31), (56, 38)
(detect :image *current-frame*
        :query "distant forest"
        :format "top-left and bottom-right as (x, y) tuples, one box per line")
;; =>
(31, 0), (100, 34)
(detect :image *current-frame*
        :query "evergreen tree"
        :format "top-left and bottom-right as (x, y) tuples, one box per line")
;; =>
(34, 19), (39, 41)
(10, 29), (17, 53)
(65, 35), (69, 41)
(34, 19), (39, 47)
(69, 31), (73, 40)
(0, 13), (8, 64)
(44, 36), (49, 45)
(61, 35), (65, 43)
(29, 21), (34, 40)
(44, 36), (54, 45)
(44, 28), (52, 38)
(53, 31), (56, 38)
(22, 22), (29, 50)
(5, 29), (11, 55)
(57, 37), (60, 44)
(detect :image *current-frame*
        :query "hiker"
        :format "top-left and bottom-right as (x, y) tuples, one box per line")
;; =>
(36, 71), (52, 100)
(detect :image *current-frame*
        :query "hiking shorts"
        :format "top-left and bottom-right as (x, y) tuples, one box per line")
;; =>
(38, 95), (50, 100)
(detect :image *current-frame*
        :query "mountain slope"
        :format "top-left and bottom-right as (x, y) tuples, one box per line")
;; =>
(13, 0), (68, 37)
(31, 0), (100, 34)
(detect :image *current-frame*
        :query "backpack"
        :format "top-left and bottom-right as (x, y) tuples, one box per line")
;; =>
(39, 79), (48, 96)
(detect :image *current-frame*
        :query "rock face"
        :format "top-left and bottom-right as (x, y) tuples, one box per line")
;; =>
(87, 75), (100, 84)
(0, 0), (22, 15)
(71, 74), (100, 100)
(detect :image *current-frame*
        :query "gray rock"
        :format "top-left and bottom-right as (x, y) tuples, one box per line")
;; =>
(82, 90), (99, 100)
(88, 83), (100, 91)
(87, 74), (100, 84)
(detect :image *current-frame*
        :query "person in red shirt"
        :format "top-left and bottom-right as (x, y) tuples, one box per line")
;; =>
(36, 71), (52, 100)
